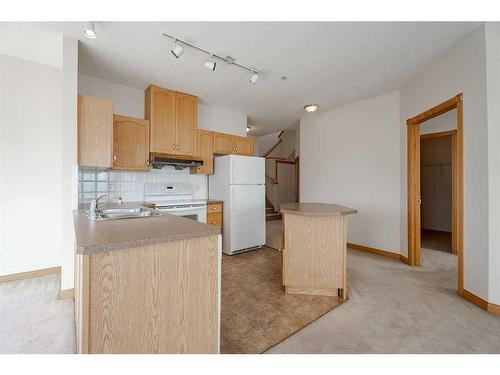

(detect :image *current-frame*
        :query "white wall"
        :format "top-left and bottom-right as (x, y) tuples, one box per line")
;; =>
(421, 109), (457, 134)
(485, 22), (500, 305)
(300, 90), (401, 253)
(78, 73), (144, 118)
(60, 37), (78, 291)
(400, 26), (489, 299)
(0, 54), (63, 276)
(198, 103), (247, 136)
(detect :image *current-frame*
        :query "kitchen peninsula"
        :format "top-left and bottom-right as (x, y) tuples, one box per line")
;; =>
(73, 207), (221, 354)
(280, 203), (357, 299)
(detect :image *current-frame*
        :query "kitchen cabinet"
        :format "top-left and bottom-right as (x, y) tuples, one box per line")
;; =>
(192, 129), (214, 174)
(213, 132), (235, 155)
(77, 95), (113, 168)
(206, 202), (223, 229)
(213, 132), (254, 156)
(145, 85), (198, 156)
(112, 115), (150, 171)
(234, 136), (254, 156)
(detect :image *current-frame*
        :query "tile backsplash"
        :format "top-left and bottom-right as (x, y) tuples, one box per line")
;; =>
(78, 166), (208, 204)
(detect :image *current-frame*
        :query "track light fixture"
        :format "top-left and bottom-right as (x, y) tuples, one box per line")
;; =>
(162, 33), (260, 84)
(171, 39), (184, 59)
(249, 71), (259, 85)
(204, 55), (216, 71)
(83, 22), (96, 39)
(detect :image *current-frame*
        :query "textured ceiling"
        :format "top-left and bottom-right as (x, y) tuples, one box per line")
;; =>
(30, 22), (481, 135)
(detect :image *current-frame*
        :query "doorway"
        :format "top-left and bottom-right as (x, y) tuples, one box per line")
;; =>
(420, 130), (456, 253)
(406, 94), (464, 295)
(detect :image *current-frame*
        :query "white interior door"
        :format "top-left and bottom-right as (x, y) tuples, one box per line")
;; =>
(229, 184), (265, 252)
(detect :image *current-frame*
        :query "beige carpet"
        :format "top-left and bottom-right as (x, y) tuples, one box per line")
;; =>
(267, 246), (500, 353)
(221, 247), (343, 354)
(0, 274), (75, 353)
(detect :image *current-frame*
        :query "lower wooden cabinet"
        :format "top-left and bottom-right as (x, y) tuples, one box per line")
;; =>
(206, 202), (222, 228)
(113, 115), (150, 171)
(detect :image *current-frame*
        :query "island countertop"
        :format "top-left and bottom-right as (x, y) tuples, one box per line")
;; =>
(280, 202), (357, 216)
(73, 208), (220, 255)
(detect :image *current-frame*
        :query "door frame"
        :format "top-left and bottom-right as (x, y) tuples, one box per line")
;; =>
(406, 93), (464, 295)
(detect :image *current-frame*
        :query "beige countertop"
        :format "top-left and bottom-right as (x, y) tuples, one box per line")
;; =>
(280, 202), (357, 216)
(73, 206), (220, 255)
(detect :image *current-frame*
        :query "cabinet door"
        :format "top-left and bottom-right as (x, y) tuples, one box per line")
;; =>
(113, 115), (150, 171)
(175, 92), (198, 156)
(78, 95), (113, 168)
(194, 129), (214, 174)
(234, 136), (254, 156)
(213, 132), (235, 155)
(146, 85), (176, 154)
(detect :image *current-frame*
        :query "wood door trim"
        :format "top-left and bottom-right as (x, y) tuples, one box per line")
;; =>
(406, 94), (464, 295)
(420, 129), (457, 140)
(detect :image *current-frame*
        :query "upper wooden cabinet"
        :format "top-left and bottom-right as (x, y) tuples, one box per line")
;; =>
(213, 132), (254, 156)
(234, 136), (254, 156)
(145, 85), (198, 156)
(112, 115), (150, 171)
(193, 129), (214, 174)
(78, 95), (114, 168)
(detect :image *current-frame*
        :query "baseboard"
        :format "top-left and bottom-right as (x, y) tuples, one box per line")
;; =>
(347, 243), (400, 260)
(399, 255), (410, 265)
(58, 288), (75, 300)
(463, 289), (500, 316)
(0, 266), (61, 283)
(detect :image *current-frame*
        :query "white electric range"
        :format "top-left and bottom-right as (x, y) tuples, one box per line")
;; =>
(144, 183), (207, 223)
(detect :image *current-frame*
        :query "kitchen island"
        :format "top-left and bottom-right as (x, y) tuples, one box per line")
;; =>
(280, 203), (357, 299)
(73, 207), (221, 354)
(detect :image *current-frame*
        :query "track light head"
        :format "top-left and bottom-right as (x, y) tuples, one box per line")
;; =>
(204, 55), (216, 71)
(83, 22), (96, 39)
(171, 40), (184, 59)
(250, 71), (259, 85)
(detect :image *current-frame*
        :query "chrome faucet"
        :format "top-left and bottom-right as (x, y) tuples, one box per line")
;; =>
(89, 195), (122, 217)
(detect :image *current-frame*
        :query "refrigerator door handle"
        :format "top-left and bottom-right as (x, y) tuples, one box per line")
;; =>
(231, 188), (236, 211)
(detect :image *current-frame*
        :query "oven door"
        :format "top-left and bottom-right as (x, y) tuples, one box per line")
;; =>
(159, 205), (207, 223)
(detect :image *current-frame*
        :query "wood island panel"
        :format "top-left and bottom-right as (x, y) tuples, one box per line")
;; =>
(76, 235), (219, 354)
(282, 212), (347, 298)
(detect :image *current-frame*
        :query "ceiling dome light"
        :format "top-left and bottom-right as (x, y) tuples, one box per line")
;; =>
(204, 55), (216, 71)
(171, 40), (184, 59)
(83, 22), (96, 39)
(304, 104), (319, 113)
(250, 72), (259, 85)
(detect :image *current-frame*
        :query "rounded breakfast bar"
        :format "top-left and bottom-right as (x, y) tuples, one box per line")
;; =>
(280, 202), (358, 216)
(280, 202), (357, 299)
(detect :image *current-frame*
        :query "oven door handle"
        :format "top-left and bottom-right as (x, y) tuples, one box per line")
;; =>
(160, 206), (205, 212)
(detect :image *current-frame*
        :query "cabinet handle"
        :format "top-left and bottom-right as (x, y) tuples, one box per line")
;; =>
(173, 144), (176, 150)
(113, 155), (117, 161)
(211, 206), (217, 210)
(212, 221), (216, 225)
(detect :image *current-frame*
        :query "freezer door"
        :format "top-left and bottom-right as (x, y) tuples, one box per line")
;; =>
(228, 184), (265, 253)
(229, 155), (265, 185)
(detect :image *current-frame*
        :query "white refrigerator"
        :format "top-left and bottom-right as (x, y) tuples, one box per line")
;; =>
(209, 155), (266, 255)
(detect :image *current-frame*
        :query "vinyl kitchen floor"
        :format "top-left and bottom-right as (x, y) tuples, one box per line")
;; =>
(220, 247), (343, 354)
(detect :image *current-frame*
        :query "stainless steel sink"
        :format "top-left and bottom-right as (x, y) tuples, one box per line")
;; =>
(86, 207), (161, 221)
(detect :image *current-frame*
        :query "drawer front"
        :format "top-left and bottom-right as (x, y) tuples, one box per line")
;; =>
(207, 203), (222, 214)
(207, 213), (222, 228)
